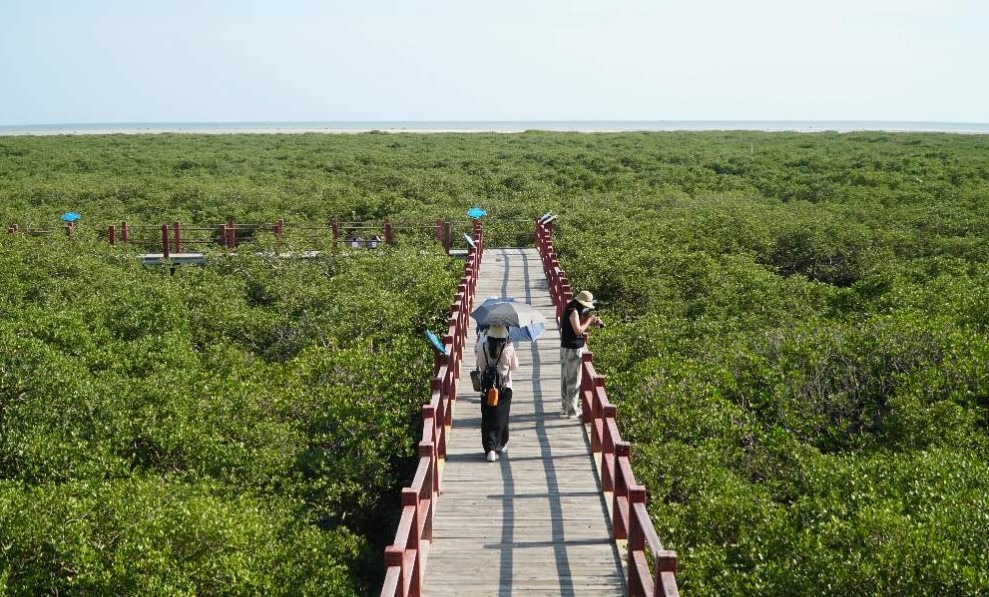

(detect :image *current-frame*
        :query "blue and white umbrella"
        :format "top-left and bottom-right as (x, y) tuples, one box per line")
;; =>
(472, 297), (546, 342)
(466, 207), (487, 220)
(60, 212), (82, 222)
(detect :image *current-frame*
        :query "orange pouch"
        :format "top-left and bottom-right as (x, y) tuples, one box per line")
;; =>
(486, 387), (499, 407)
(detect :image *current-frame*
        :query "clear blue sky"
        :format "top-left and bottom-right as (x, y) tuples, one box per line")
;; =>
(2, 0), (987, 125)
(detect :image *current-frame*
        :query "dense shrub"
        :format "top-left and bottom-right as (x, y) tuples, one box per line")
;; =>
(0, 235), (460, 595)
(3, 130), (989, 594)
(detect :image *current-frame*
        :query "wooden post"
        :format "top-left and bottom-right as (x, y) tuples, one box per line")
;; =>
(435, 218), (443, 242)
(613, 442), (632, 541)
(422, 404), (438, 496)
(384, 219), (393, 245)
(121, 221), (129, 242)
(172, 221), (181, 253)
(443, 221), (451, 255)
(384, 546), (404, 595)
(161, 224), (170, 259)
(433, 350), (449, 374)
(601, 404), (618, 491)
(656, 551), (678, 597)
(629, 486), (647, 550)
(401, 487), (422, 596)
(108, 225), (116, 246)
(228, 220), (237, 250)
(331, 217), (339, 247)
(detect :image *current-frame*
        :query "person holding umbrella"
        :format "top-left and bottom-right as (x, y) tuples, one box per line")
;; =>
(561, 290), (601, 419)
(476, 324), (519, 462)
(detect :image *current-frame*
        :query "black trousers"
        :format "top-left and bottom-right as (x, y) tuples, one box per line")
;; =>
(480, 387), (513, 452)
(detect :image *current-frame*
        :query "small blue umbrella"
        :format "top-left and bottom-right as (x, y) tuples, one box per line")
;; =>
(60, 212), (82, 222)
(425, 330), (449, 354)
(466, 207), (487, 220)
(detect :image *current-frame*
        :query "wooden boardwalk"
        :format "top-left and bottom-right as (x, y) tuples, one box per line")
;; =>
(423, 248), (626, 597)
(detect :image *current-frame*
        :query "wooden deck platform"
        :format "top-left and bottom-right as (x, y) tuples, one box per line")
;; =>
(423, 248), (626, 596)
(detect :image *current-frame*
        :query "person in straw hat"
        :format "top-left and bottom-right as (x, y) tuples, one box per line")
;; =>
(476, 324), (520, 462)
(560, 290), (601, 419)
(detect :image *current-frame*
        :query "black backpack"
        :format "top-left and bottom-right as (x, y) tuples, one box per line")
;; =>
(481, 343), (505, 392)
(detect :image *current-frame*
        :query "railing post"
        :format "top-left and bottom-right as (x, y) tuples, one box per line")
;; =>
(384, 219), (393, 245)
(172, 221), (182, 253)
(656, 551), (679, 597)
(120, 221), (129, 243)
(579, 352), (594, 424)
(228, 220), (237, 250)
(108, 225), (116, 246)
(432, 376), (452, 431)
(331, 217), (339, 247)
(384, 546), (403, 597)
(402, 488), (422, 596)
(613, 442), (631, 541)
(418, 441), (436, 539)
(422, 404), (439, 496)
(601, 404), (617, 491)
(628, 486), (648, 597)
(161, 224), (170, 259)
(629, 486), (647, 551)
(443, 221), (451, 255)
(433, 351), (449, 375)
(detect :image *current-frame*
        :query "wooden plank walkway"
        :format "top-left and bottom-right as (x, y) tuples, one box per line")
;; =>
(423, 248), (626, 597)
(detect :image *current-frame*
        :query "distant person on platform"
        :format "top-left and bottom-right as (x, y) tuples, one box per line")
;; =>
(561, 290), (601, 419)
(476, 324), (519, 462)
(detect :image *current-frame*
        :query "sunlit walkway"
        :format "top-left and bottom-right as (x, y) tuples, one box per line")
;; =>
(422, 248), (625, 597)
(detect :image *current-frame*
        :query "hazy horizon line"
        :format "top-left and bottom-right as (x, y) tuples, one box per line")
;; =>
(4, 118), (989, 127)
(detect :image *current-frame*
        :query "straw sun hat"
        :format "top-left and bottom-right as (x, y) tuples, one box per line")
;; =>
(575, 291), (595, 308)
(487, 324), (509, 339)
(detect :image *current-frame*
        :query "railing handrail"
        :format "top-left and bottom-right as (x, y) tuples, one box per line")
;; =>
(379, 221), (484, 597)
(6, 217), (481, 255)
(535, 218), (681, 597)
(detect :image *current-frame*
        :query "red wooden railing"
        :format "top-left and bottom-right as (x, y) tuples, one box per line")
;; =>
(7, 218), (459, 254)
(379, 220), (484, 597)
(536, 218), (681, 597)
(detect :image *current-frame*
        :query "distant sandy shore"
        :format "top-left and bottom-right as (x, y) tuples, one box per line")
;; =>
(2, 122), (988, 136)
(0, 127), (628, 137)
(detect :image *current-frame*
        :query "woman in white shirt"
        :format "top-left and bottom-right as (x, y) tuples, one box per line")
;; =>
(476, 324), (520, 462)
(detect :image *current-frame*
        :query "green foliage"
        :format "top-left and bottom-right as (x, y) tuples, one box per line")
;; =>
(3, 130), (989, 594)
(0, 234), (460, 595)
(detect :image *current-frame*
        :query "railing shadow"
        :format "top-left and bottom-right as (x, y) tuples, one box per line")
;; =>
(379, 222), (485, 597)
(535, 218), (681, 597)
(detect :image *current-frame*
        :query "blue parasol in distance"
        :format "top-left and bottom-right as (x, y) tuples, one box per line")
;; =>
(60, 212), (82, 223)
(467, 207), (487, 220)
